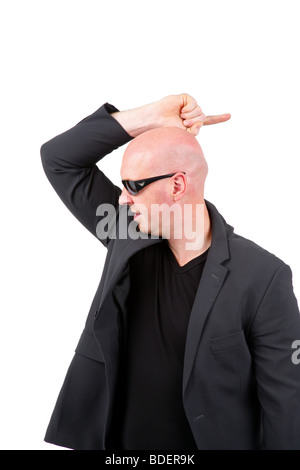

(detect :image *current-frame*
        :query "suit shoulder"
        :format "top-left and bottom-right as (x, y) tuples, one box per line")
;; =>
(227, 227), (287, 273)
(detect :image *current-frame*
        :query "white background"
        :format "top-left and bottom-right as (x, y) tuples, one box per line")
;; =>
(0, 0), (299, 450)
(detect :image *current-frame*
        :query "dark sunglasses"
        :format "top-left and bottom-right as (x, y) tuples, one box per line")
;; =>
(122, 172), (186, 196)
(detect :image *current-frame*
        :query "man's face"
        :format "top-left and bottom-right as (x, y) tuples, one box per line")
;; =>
(118, 168), (177, 238)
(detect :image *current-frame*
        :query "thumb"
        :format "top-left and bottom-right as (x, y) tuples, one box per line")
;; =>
(186, 121), (204, 136)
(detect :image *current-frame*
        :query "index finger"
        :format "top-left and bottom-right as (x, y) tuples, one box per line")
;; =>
(204, 114), (231, 125)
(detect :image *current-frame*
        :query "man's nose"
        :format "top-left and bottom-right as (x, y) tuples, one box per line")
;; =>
(118, 187), (134, 206)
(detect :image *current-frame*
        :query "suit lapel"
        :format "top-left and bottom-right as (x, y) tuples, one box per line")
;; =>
(182, 200), (231, 395)
(182, 256), (228, 394)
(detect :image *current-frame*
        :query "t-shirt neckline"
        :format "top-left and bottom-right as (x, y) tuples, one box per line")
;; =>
(164, 240), (210, 274)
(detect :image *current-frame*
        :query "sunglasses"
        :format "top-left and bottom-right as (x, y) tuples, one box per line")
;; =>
(122, 172), (186, 196)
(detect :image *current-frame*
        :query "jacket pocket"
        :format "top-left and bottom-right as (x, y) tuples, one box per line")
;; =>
(210, 330), (245, 353)
(75, 328), (105, 362)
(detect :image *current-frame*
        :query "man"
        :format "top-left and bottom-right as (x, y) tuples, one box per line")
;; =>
(40, 94), (300, 450)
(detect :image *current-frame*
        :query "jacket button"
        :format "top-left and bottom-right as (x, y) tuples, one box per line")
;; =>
(94, 309), (98, 317)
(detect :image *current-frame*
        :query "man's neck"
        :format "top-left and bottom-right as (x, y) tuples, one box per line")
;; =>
(167, 202), (212, 267)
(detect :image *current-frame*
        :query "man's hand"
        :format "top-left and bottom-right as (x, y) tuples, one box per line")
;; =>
(111, 93), (231, 138)
(158, 94), (231, 136)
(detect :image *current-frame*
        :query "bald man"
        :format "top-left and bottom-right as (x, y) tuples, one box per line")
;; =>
(40, 94), (300, 451)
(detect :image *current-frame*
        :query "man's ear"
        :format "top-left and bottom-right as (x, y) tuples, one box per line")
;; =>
(170, 174), (186, 201)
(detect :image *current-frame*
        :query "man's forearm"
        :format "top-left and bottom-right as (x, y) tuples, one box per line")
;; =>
(111, 101), (163, 138)
(110, 94), (230, 138)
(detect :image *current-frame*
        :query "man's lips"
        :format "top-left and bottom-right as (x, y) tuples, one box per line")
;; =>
(134, 211), (142, 220)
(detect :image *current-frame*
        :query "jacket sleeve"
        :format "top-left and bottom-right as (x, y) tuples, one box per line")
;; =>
(40, 103), (133, 248)
(249, 263), (300, 449)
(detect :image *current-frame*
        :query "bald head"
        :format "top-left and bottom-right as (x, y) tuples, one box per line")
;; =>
(121, 127), (208, 199)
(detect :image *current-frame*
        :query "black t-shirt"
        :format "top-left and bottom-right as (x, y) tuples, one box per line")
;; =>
(115, 239), (209, 450)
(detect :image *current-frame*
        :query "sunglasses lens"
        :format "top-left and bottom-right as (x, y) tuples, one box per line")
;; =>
(124, 180), (137, 195)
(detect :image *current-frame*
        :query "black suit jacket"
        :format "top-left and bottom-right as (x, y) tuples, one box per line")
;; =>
(40, 103), (300, 450)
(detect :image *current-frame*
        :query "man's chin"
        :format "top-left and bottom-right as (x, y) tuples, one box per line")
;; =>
(138, 222), (161, 238)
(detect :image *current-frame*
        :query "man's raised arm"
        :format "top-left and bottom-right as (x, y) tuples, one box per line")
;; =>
(40, 103), (133, 248)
